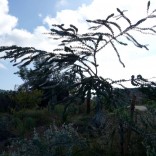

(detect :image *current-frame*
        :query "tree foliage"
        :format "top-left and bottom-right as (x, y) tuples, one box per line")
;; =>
(0, 1), (156, 155)
(10, 89), (43, 110)
(15, 57), (76, 107)
(0, 1), (156, 111)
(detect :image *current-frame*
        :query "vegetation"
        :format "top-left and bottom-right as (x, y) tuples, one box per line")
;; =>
(10, 89), (43, 110)
(0, 1), (156, 155)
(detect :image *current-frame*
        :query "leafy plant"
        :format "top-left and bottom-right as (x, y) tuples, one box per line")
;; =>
(0, 90), (16, 113)
(1, 1), (156, 113)
(10, 89), (43, 110)
(0, 1), (156, 155)
(2, 123), (87, 156)
(12, 108), (52, 125)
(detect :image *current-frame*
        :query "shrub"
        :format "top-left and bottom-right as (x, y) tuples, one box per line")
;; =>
(10, 89), (43, 110)
(12, 108), (52, 126)
(2, 123), (87, 156)
(0, 91), (16, 113)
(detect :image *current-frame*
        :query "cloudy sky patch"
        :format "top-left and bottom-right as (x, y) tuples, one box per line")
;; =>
(0, 0), (156, 90)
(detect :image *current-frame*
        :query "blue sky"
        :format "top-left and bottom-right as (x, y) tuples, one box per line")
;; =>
(0, 0), (156, 90)
(0, 0), (92, 90)
(8, 0), (92, 32)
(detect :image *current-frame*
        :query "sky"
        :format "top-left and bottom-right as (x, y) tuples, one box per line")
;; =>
(0, 0), (156, 90)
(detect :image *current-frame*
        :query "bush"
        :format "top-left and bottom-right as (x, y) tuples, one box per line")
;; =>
(9, 108), (53, 136)
(12, 108), (52, 126)
(10, 89), (43, 110)
(0, 91), (16, 113)
(2, 123), (87, 156)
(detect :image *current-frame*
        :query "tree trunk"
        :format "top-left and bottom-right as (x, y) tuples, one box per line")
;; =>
(86, 90), (91, 114)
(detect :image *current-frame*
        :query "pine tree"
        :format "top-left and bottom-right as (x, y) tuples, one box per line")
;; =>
(0, 1), (156, 113)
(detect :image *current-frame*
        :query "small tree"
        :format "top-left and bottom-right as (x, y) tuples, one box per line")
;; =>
(0, 1), (156, 155)
(15, 57), (77, 109)
(1, 1), (156, 113)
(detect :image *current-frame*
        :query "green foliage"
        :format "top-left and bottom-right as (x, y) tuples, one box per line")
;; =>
(146, 146), (156, 156)
(145, 100), (156, 109)
(0, 103), (155, 155)
(131, 75), (156, 101)
(53, 104), (64, 116)
(2, 124), (87, 156)
(0, 90), (15, 113)
(1, 1), (156, 114)
(12, 108), (52, 126)
(11, 116), (36, 136)
(8, 108), (53, 136)
(10, 89), (43, 110)
(0, 1), (156, 156)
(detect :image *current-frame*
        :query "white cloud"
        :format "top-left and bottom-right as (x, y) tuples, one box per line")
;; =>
(0, 0), (55, 50)
(44, 11), (89, 34)
(0, 0), (156, 89)
(56, 0), (68, 8)
(0, 62), (7, 69)
(43, 0), (156, 84)
(0, 0), (8, 13)
(38, 13), (42, 18)
(0, 0), (17, 35)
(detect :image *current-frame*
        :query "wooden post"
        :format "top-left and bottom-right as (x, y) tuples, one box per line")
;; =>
(124, 95), (136, 156)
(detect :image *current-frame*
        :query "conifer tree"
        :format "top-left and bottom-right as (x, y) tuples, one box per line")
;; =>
(0, 1), (156, 113)
(1, 2), (156, 155)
